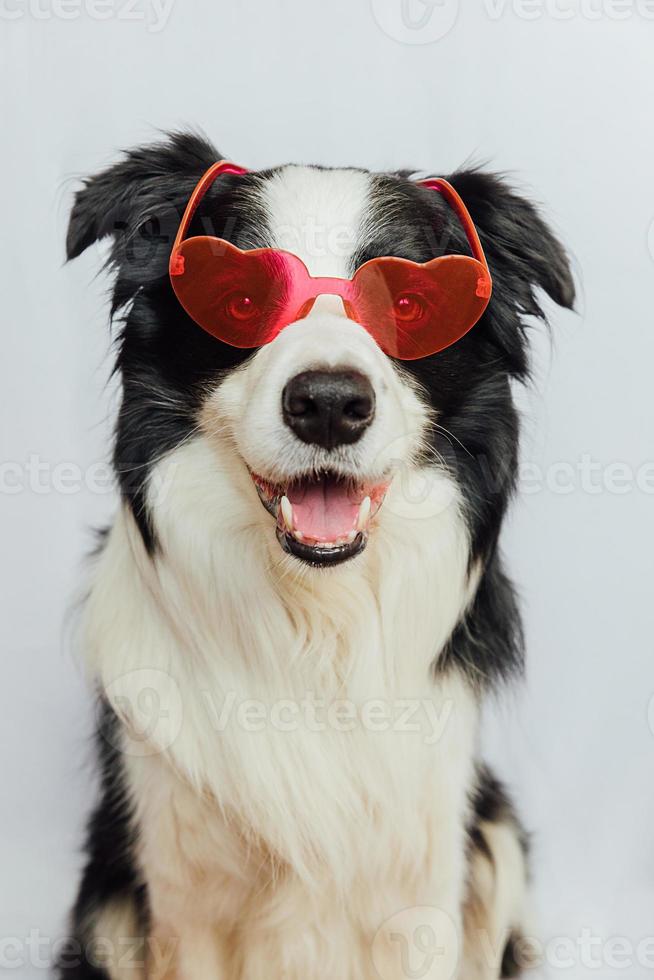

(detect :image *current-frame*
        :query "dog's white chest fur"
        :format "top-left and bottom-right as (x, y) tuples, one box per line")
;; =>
(83, 435), (480, 978)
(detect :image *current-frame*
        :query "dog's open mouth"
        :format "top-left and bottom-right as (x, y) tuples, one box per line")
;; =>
(251, 471), (389, 567)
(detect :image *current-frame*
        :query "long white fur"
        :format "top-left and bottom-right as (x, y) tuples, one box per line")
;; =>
(80, 166), (524, 978)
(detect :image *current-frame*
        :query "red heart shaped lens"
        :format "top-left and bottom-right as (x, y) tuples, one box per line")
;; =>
(350, 255), (491, 359)
(171, 238), (304, 348)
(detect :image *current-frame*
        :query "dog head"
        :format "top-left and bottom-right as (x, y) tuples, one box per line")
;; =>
(67, 132), (574, 573)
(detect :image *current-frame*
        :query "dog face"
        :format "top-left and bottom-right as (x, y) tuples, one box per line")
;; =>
(67, 133), (574, 570)
(203, 165), (434, 567)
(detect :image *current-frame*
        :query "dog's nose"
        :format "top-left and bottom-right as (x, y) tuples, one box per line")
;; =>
(282, 370), (376, 449)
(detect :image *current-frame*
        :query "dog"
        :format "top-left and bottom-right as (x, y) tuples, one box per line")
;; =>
(60, 131), (574, 980)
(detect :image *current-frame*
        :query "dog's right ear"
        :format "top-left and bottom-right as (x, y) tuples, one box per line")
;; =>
(66, 132), (221, 314)
(66, 130), (219, 261)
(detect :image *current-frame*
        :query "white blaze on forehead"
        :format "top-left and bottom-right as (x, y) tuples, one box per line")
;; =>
(259, 165), (371, 278)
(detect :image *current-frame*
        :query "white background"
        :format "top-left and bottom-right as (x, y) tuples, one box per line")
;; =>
(1, 1), (653, 977)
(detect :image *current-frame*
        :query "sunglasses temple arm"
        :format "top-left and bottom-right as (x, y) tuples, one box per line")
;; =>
(171, 160), (250, 256)
(418, 178), (491, 276)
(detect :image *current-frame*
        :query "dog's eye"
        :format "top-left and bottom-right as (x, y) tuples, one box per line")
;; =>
(224, 292), (260, 321)
(393, 293), (426, 323)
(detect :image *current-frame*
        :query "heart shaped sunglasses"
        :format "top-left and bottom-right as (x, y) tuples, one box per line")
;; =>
(169, 161), (492, 360)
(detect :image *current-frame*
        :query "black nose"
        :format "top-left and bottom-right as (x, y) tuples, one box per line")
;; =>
(282, 370), (376, 450)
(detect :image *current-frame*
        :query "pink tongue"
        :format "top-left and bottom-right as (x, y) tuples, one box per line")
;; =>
(288, 480), (359, 543)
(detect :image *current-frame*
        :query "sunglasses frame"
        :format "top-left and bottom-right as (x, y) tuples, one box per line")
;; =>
(169, 161), (493, 360)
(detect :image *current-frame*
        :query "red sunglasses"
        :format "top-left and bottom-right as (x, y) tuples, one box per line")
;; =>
(169, 162), (492, 361)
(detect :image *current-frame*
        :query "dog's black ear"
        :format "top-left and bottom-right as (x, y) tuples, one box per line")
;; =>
(66, 130), (219, 261)
(66, 131), (221, 314)
(446, 169), (575, 313)
(444, 169), (575, 376)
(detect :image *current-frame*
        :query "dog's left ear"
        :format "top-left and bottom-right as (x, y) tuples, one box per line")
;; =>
(445, 170), (575, 373)
(447, 169), (575, 312)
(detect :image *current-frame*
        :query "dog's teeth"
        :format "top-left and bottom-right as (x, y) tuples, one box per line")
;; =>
(294, 530), (304, 542)
(356, 496), (371, 532)
(280, 495), (294, 531)
(345, 530), (357, 544)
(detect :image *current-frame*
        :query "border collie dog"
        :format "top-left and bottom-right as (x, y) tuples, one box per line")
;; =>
(61, 132), (573, 980)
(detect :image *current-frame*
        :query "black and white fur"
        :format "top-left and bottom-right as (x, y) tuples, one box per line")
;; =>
(60, 132), (574, 980)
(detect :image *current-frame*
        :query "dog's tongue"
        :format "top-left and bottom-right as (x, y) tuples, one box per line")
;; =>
(288, 479), (359, 543)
